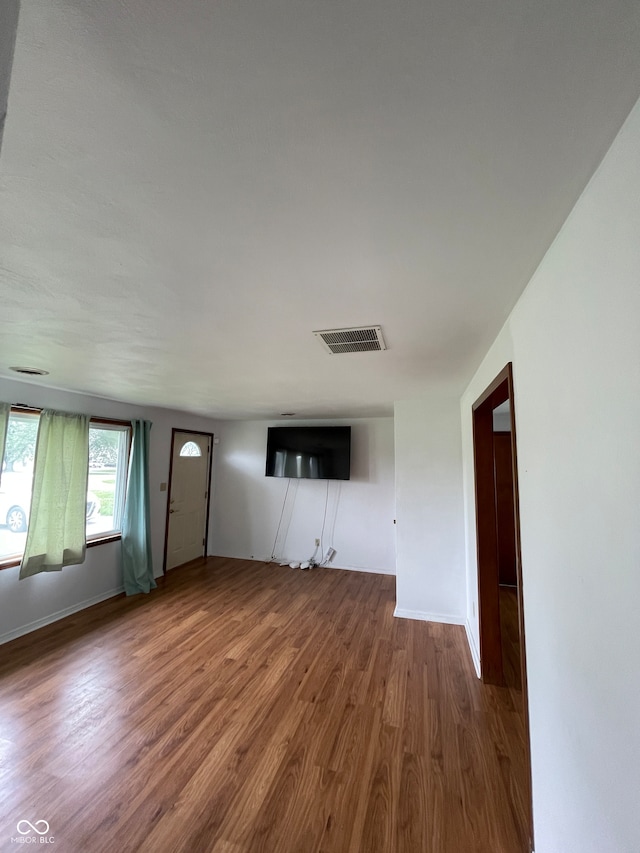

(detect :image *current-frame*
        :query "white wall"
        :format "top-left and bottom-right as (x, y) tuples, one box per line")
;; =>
(209, 417), (396, 574)
(0, 375), (221, 643)
(461, 97), (640, 853)
(394, 394), (466, 622)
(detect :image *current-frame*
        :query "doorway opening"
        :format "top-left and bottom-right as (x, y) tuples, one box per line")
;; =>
(472, 362), (533, 850)
(163, 429), (213, 573)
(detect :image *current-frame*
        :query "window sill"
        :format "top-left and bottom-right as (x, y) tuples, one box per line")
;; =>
(87, 533), (122, 548)
(0, 533), (122, 570)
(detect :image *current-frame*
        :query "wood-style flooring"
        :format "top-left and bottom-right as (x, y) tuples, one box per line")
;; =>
(0, 558), (530, 852)
(499, 586), (522, 692)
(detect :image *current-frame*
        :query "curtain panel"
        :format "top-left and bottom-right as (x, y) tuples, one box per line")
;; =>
(121, 419), (156, 595)
(20, 410), (90, 578)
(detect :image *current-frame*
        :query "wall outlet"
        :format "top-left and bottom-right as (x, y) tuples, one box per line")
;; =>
(315, 538), (320, 546)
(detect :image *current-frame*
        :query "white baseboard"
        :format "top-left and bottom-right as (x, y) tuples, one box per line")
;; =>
(393, 607), (465, 625)
(0, 585), (125, 646)
(209, 554), (396, 577)
(329, 564), (395, 576)
(464, 620), (481, 678)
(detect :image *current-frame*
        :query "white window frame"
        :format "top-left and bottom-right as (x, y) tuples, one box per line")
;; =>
(86, 420), (132, 543)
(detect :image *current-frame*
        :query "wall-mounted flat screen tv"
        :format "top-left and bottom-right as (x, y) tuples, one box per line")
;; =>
(265, 426), (351, 480)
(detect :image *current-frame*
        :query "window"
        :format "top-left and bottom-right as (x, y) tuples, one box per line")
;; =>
(0, 411), (39, 563)
(87, 422), (131, 540)
(0, 411), (131, 567)
(179, 440), (201, 457)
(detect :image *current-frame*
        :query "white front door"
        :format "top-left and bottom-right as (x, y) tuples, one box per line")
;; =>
(165, 431), (212, 570)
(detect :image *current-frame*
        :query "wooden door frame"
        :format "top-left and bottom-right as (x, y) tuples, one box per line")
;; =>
(163, 428), (214, 574)
(493, 430), (517, 587)
(472, 363), (533, 849)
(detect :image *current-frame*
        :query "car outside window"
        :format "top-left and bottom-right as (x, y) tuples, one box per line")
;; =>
(0, 411), (38, 563)
(0, 412), (131, 566)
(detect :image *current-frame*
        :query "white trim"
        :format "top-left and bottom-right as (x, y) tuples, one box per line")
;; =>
(393, 607), (465, 625)
(0, 585), (124, 646)
(211, 555), (395, 576)
(329, 564), (395, 576)
(465, 620), (482, 678)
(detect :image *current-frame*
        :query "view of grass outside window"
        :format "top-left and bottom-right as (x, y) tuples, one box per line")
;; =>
(87, 423), (130, 539)
(0, 411), (38, 562)
(0, 412), (130, 564)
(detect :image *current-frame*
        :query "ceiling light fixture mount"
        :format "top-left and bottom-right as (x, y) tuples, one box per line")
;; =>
(9, 366), (49, 376)
(314, 326), (386, 354)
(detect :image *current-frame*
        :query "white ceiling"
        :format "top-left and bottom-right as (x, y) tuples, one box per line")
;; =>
(1, 0), (640, 419)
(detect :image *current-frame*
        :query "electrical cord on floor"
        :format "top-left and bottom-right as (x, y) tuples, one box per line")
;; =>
(319, 479), (329, 559)
(319, 481), (341, 566)
(270, 479), (291, 562)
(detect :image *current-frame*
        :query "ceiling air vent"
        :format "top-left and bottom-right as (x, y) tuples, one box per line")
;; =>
(313, 326), (387, 354)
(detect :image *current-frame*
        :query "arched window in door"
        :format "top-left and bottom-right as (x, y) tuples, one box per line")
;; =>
(179, 440), (201, 457)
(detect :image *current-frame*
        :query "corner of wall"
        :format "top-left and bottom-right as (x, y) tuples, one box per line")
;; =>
(464, 619), (481, 678)
(394, 606), (465, 625)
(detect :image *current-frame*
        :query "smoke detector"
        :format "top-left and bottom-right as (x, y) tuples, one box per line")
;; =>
(313, 326), (387, 354)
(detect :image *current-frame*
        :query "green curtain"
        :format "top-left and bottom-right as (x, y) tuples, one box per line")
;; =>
(19, 410), (90, 579)
(0, 402), (9, 481)
(121, 419), (156, 595)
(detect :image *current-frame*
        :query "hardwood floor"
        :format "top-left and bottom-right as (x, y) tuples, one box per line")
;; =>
(0, 558), (530, 852)
(499, 586), (522, 692)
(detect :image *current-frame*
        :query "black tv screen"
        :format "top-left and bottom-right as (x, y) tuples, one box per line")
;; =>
(265, 426), (351, 480)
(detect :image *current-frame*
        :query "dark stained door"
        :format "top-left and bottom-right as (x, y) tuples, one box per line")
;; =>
(494, 431), (517, 586)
